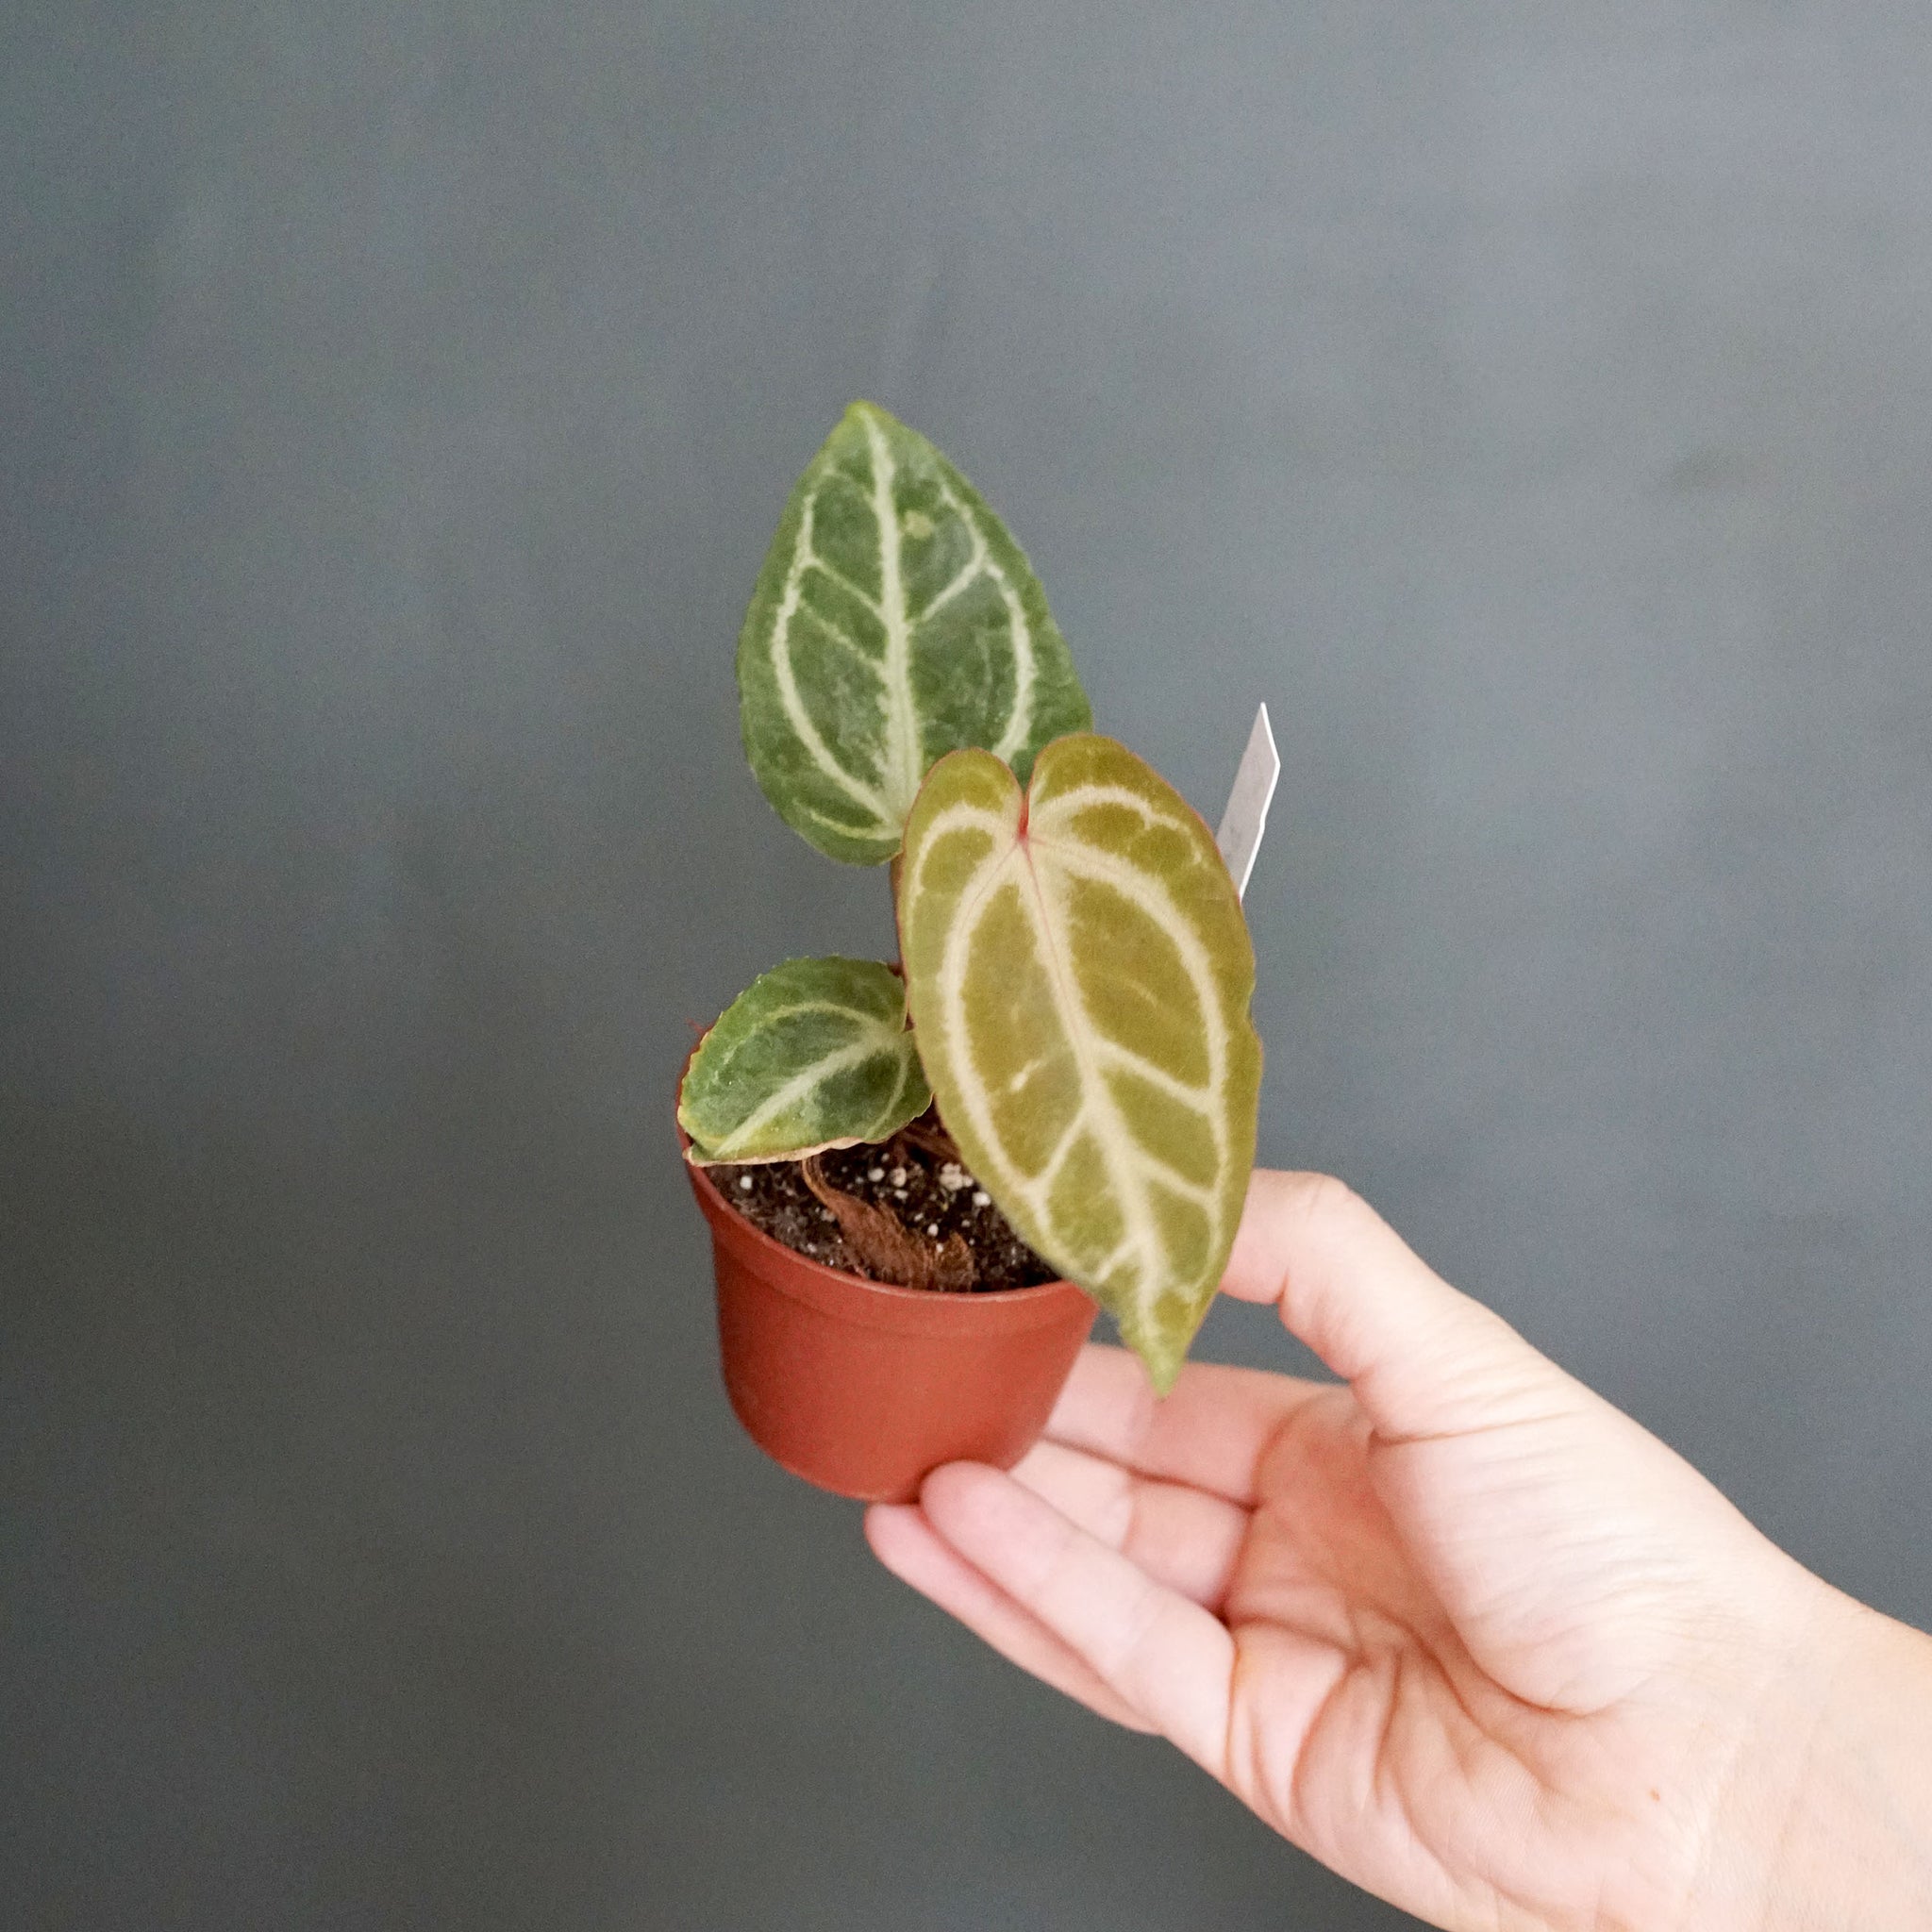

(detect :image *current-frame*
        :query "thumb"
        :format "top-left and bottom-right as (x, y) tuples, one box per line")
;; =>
(1223, 1172), (1805, 1715)
(1221, 1171), (1583, 1444)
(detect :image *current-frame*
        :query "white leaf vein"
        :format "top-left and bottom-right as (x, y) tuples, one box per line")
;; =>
(768, 491), (891, 832)
(803, 555), (884, 618)
(711, 1027), (908, 1158)
(915, 780), (1241, 1337)
(934, 472), (1036, 765)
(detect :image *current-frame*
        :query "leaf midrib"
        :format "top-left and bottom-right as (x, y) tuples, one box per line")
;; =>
(860, 408), (924, 821)
(928, 787), (1233, 1320)
(999, 826), (1172, 1303)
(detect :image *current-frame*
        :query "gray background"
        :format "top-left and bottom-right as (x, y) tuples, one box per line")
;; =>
(7, 4), (1931, 1927)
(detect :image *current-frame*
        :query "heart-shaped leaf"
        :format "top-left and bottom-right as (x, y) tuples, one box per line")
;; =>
(738, 402), (1091, 866)
(679, 956), (932, 1164)
(899, 736), (1262, 1391)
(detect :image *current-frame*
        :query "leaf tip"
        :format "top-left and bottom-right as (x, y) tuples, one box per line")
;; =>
(841, 396), (896, 436)
(1132, 1338), (1185, 1400)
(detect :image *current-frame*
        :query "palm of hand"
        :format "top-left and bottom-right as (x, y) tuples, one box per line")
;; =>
(1215, 1378), (1783, 1929)
(869, 1174), (1834, 1932)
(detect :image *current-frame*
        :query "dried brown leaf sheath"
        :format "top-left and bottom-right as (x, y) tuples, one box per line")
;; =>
(800, 1157), (976, 1292)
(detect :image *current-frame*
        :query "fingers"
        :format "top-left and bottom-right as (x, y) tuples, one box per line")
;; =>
(1010, 1438), (1251, 1611)
(865, 1502), (1157, 1733)
(918, 1462), (1237, 1777)
(1045, 1342), (1333, 1505)
(1222, 1170), (1579, 1443)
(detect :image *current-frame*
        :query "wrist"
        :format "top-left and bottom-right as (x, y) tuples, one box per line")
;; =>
(1709, 1580), (1932, 1931)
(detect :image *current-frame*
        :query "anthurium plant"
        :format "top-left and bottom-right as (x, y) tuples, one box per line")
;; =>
(680, 402), (1261, 1391)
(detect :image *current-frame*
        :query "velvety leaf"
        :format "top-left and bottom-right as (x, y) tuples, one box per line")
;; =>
(738, 401), (1091, 865)
(898, 736), (1261, 1390)
(680, 957), (932, 1163)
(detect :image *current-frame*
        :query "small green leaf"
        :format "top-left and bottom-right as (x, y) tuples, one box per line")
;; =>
(738, 401), (1091, 865)
(680, 956), (932, 1164)
(899, 736), (1262, 1391)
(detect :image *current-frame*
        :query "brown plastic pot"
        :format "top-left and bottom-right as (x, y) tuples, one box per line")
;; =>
(683, 1145), (1097, 1504)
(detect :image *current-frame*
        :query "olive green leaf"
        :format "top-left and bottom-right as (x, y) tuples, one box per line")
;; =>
(679, 956), (932, 1164)
(898, 736), (1261, 1391)
(737, 401), (1091, 866)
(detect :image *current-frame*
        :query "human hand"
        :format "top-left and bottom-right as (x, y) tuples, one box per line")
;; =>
(866, 1171), (1932, 1930)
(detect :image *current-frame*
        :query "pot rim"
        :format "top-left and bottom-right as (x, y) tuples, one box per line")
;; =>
(683, 1142), (1084, 1307)
(675, 1048), (1088, 1322)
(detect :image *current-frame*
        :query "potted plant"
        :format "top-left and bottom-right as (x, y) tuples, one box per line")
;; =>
(680, 402), (1264, 1501)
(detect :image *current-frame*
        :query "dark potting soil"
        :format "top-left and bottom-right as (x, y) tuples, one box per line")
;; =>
(709, 1137), (1058, 1292)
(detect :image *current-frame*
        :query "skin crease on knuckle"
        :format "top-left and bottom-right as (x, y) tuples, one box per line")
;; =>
(873, 1171), (1932, 1932)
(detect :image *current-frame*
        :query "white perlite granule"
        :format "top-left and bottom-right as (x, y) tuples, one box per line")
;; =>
(938, 1162), (972, 1192)
(927, 1224), (940, 1237)
(867, 1167), (885, 1182)
(972, 1190), (991, 1208)
(738, 1175), (753, 1191)
(889, 1167), (908, 1187)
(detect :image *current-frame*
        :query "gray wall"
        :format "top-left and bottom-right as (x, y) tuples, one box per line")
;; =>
(7, 5), (1931, 1927)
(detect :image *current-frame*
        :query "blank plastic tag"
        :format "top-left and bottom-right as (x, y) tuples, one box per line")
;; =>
(1214, 703), (1280, 900)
